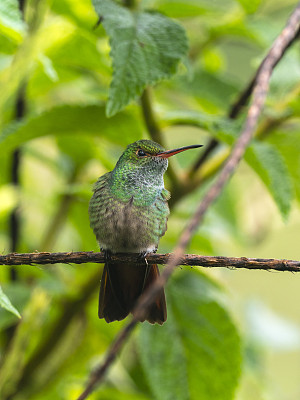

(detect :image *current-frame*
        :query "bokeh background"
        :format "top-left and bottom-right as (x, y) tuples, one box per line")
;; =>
(0, 0), (300, 399)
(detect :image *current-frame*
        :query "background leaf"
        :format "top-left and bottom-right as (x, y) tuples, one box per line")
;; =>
(0, 0), (25, 40)
(0, 104), (143, 152)
(92, 0), (188, 116)
(163, 110), (293, 219)
(245, 141), (293, 220)
(0, 285), (21, 318)
(235, 0), (262, 14)
(139, 270), (241, 400)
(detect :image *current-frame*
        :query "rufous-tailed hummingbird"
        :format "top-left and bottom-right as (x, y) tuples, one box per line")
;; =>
(89, 140), (202, 324)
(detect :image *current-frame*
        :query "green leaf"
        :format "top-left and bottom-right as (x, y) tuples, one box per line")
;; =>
(145, 0), (214, 18)
(96, 388), (151, 400)
(177, 70), (239, 112)
(267, 129), (300, 202)
(0, 0), (25, 41)
(0, 289), (49, 397)
(163, 109), (240, 141)
(245, 141), (293, 220)
(92, 0), (188, 117)
(0, 285), (21, 318)
(139, 270), (241, 400)
(236, 0), (261, 14)
(164, 110), (293, 220)
(139, 307), (189, 400)
(38, 53), (59, 82)
(0, 104), (142, 152)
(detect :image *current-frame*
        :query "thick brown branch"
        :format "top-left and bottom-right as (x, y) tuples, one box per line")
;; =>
(1, 251), (300, 272)
(76, 5), (300, 400)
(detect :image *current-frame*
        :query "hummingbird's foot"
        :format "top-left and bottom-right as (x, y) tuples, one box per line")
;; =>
(101, 249), (112, 262)
(137, 251), (151, 266)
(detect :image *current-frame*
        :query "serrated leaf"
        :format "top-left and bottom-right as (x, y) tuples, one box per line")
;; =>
(0, 285), (21, 318)
(245, 141), (293, 220)
(0, 0), (25, 41)
(0, 104), (142, 152)
(139, 270), (241, 400)
(92, 0), (188, 117)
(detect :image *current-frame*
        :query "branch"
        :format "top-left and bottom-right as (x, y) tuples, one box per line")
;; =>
(8, 0), (27, 281)
(76, 5), (300, 399)
(229, 25), (300, 119)
(9, 87), (26, 282)
(1, 251), (300, 272)
(189, 22), (300, 174)
(140, 88), (179, 187)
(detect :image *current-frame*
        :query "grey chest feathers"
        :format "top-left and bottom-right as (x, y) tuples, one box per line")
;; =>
(94, 197), (168, 253)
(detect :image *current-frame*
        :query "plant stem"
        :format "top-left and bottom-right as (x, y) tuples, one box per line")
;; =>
(140, 88), (180, 189)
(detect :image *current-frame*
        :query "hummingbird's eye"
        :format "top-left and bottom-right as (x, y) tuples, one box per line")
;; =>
(137, 149), (146, 157)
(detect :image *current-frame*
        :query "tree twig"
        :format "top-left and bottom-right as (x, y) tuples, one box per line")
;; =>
(9, 95), (25, 281)
(76, 5), (300, 399)
(1, 251), (300, 272)
(189, 22), (300, 174)
(8, 0), (27, 282)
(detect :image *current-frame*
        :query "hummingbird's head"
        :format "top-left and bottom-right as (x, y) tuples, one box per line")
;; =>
(111, 140), (203, 202)
(118, 140), (168, 174)
(115, 139), (203, 177)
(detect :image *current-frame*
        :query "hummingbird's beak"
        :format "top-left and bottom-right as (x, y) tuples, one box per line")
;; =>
(156, 144), (203, 159)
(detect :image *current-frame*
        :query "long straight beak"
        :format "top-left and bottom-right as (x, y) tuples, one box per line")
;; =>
(156, 144), (203, 159)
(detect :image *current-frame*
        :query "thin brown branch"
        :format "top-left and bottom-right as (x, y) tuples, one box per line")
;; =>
(229, 25), (300, 119)
(189, 23), (300, 174)
(76, 320), (136, 400)
(1, 251), (300, 272)
(76, 5), (300, 399)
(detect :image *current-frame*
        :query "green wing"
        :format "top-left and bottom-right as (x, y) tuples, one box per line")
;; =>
(153, 188), (170, 239)
(88, 172), (112, 234)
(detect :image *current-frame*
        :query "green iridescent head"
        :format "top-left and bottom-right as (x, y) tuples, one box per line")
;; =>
(110, 139), (203, 204)
(114, 140), (168, 176)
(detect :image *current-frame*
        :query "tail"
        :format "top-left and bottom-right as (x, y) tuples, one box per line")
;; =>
(98, 262), (167, 325)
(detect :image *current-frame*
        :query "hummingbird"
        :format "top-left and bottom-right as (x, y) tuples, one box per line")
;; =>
(89, 140), (202, 324)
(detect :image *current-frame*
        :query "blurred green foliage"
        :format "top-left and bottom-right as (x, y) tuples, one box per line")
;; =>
(0, 0), (299, 399)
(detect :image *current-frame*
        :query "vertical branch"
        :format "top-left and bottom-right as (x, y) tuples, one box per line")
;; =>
(40, 168), (78, 251)
(9, 0), (27, 281)
(140, 88), (179, 187)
